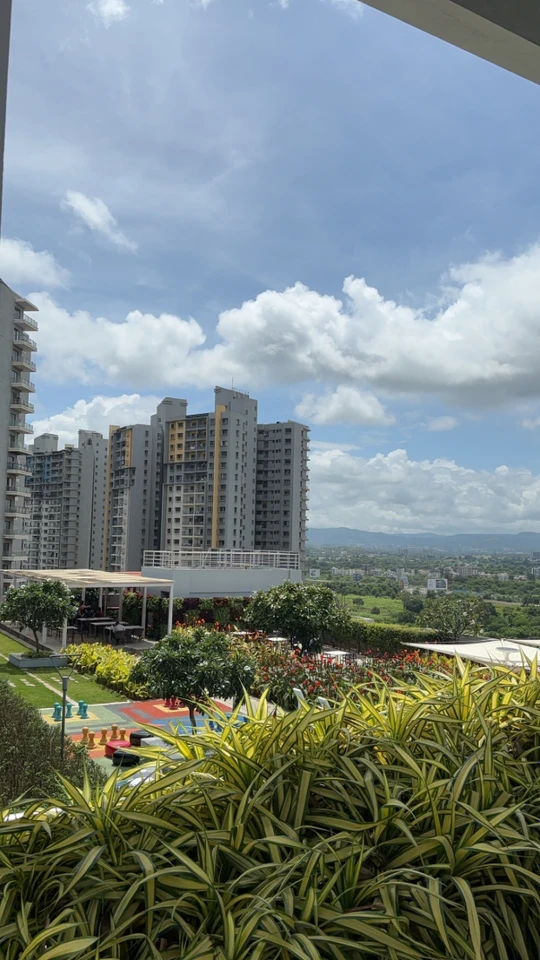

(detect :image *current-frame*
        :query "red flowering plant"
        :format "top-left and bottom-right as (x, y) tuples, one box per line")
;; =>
(249, 642), (452, 711)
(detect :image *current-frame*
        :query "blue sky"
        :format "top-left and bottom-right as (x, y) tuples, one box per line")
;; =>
(3, 0), (540, 533)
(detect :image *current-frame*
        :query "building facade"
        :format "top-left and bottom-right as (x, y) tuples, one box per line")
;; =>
(77, 430), (108, 569)
(255, 420), (309, 558)
(101, 388), (309, 572)
(161, 387), (258, 553)
(27, 430), (108, 570)
(0, 281), (38, 582)
(104, 423), (151, 572)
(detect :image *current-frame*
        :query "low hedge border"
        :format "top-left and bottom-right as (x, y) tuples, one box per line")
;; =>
(342, 620), (441, 655)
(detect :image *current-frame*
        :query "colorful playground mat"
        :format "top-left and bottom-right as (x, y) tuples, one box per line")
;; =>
(40, 698), (231, 764)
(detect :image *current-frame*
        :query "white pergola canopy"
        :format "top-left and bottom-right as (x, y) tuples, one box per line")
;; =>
(12, 569), (175, 589)
(2, 569), (175, 650)
(407, 638), (540, 670)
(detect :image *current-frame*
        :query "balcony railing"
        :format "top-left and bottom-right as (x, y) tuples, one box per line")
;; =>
(6, 458), (31, 473)
(4, 501), (31, 516)
(11, 354), (37, 372)
(14, 312), (38, 331)
(9, 418), (33, 433)
(11, 374), (36, 392)
(10, 399), (35, 413)
(143, 548), (300, 570)
(13, 331), (37, 350)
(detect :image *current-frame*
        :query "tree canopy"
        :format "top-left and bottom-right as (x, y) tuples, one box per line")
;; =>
(130, 627), (255, 728)
(418, 595), (490, 642)
(0, 580), (75, 654)
(246, 581), (351, 654)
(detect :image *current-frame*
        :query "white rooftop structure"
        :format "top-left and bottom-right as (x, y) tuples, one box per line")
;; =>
(407, 638), (540, 670)
(142, 548), (302, 598)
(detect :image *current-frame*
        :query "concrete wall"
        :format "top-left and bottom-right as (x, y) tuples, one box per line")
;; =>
(0, 0), (12, 233)
(141, 564), (302, 598)
(362, 0), (540, 85)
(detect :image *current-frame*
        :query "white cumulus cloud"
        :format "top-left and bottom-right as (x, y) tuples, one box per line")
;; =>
(62, 191), (137, 252)
(310, 447), (540, 533)
(29, 243), (540, 416)
(296, 386), (394, 426)
(87, 0), (130, 26)
(427, 416), (458, 432)
(0, 238), (69, 289)
(32, 394), (163, 447)
(31, 293), (206, 386)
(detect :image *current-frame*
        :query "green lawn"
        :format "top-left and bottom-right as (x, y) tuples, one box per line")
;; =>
(0, 633), (128, 708)
(344, 594), (404, 623)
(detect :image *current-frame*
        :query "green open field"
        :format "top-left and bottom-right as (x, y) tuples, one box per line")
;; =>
(344, 594), (403, 623)
(0, 634), (128, 709)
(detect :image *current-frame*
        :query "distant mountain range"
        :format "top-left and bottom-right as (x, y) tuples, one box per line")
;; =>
(307, 528), (540, 554)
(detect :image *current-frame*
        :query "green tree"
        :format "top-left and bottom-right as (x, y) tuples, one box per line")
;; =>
(0, 580), (75, 655)
(418, 595), (490, 642)
(0, 681), (104, 805)
(130, 627), (255, 729)
(402, 594), (424, 614)
(246, 581), (351, 654)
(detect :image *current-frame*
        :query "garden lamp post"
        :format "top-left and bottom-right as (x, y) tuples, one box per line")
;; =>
(50, 654), (81, 761)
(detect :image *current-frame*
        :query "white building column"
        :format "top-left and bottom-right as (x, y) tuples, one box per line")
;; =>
(167, 584), (174, 634)
(61, 618), (68, 651)
(142, 587), (147, 633)
(99, 587), (103, 610)
(41, 624), (47, 647)
(118, 590), (123, 622)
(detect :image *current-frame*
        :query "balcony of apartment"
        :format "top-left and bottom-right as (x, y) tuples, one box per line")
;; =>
(9, 416), (33, 434)
(13, 331), (37, 352)
(14, 312), (38, 332)
(6, 457), (31, 476)
(11, 353), (37, 373)
(7, 436), (27, 454)
(10, 396), (35, 414)
(6, 482), (31, 498)
(10, 373), (36, 393)
(4, 500), (30, 518)
(3, 526), (30, 540)
(1, 553), (27, 568)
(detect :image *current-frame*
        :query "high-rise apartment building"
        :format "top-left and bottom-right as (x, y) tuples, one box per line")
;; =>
(104, 423), (151, 572)
(255, 421), (310, 558)
(27, 430), (108, 570)
(149, 398), (189, 551)
(161, 387), (258, 552)
(0, 280), (38, 582)
(78, 430), (108, 569)
(103, 388), (309, 571)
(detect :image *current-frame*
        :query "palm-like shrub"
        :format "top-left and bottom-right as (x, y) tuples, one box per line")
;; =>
(3, 663), (540, 957)
(0, 680), (104, 806)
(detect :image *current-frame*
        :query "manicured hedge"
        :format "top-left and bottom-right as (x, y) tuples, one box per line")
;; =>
(343, 620), (440, 654)
(65, 644), (149, 699)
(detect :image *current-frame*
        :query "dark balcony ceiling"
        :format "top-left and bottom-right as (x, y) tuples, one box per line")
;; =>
(362, 0), (540, 85)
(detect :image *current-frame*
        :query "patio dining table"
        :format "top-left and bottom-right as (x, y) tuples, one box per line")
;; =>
(104, 623), (135, 645)
(87, 618), (116, 638)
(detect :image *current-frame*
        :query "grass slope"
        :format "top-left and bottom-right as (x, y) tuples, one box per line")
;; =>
(344, 594), (403, 622)
(0, 634), (128, 708)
